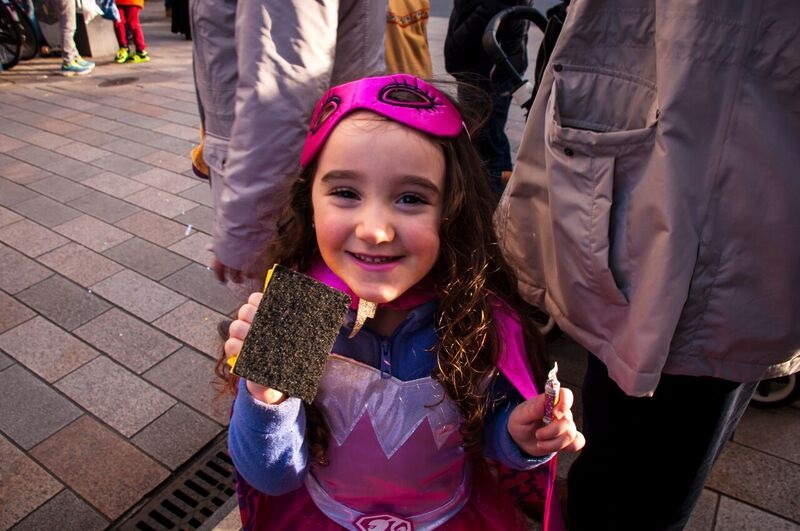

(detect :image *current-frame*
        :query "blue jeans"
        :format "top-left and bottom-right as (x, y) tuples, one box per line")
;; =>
(457, 79), (514, 200)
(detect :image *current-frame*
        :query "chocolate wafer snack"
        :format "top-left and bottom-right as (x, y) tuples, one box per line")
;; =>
(231, 264), (351, 404)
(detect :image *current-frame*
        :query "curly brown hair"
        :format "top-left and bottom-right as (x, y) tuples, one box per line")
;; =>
(216, 94), (546, 462)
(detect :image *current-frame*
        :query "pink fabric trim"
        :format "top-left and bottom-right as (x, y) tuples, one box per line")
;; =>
(307, 259), (434, 311)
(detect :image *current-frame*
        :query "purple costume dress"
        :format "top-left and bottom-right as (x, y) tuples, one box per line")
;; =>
(230, 262), (563, 530)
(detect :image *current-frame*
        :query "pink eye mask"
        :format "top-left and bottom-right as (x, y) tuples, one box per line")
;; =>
(300, 74), (465, 168)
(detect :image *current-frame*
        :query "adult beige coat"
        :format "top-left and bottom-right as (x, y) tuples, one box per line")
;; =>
(496, 0), (800, 396)
(216, 0), (386, 275)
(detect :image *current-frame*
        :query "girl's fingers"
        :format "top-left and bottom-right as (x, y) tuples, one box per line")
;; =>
(565, 430), (586, 452)
(224, 337), (243, 358)
(247, 291), (263, 306)
(535, 421), (582, 453)
(555, 387), (574, 417)
(228, 319), (250, 342)
(237, 302), (258, 324)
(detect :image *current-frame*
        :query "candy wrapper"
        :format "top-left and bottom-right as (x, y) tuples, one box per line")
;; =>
(542, 362), (560, 424)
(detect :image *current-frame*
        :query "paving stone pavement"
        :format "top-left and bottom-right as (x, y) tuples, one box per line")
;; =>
(1, 1), (798, 530)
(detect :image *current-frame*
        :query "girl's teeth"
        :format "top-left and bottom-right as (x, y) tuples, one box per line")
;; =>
(357, 254), (390, 263)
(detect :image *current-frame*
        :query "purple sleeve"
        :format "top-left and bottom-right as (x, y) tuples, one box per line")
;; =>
(227, 379), (310, 495)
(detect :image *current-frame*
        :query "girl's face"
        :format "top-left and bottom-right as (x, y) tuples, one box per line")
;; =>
(311, 113), (445, 304)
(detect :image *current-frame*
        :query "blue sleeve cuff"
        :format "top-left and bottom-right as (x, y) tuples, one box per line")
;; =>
(491, 406), (554, 470)
(228, 379), (309, 495)
(233, 378), (304, 432)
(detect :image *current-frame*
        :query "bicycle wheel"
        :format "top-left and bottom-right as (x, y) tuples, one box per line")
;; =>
(9, 0), (37, 60)
(0, 4), (22, 69)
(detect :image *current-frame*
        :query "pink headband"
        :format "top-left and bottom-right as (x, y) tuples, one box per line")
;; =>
(300, 74), (464, 167)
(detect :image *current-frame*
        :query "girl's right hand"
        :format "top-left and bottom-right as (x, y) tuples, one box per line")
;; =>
(224, 292), (287, 405)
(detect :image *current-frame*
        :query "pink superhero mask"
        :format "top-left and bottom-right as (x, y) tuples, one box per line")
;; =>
(300, 74), (465, 168)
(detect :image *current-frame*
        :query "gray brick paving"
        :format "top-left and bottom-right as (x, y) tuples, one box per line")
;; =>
(125, 187), (197, 218)
(74, 308), (181, 373)
(37, 242), (124, 287)
(54, 213), (133, 250)
(10, 195), (83, 227)
(82, 172), (149, 198)
(10, 490), (109, 531)
(103, 236), (190, 280)
(0, 316), (99, 382)
(0, 291), (35, 333)
(0, 205), (22, 228)
(131, 166), (197, 194)
(55, 355), (176, 437)
(132, 403), (223, 470)
(0, 364), (83, 449)
(91, 269), (187, 322)
(0, 1), (795, 529)
(0, 244), (53, 293)
(0, 435), (63, 530)
(17, 275), (112, 331)
(66, 190), (141, 223)
(174, 204), (214, 235)
(27, 175), (91, 202)
(0, 219), (68, 257)
(179, 182), (214, 207)
(114, 210), (189, 246)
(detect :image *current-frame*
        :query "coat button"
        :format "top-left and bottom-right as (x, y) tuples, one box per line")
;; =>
(564, 147), (574, 156)
(554, 64), (563, 72)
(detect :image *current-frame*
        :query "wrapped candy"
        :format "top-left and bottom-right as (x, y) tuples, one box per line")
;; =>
(542, 362), (560, 424)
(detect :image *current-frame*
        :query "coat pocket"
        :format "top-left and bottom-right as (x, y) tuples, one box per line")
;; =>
(543, 65), (658, 313)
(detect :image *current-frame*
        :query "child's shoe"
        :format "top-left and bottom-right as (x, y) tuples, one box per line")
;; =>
(132, 51), (150, 63)
(61, 58), (95, 76)
(115, 48), (130, 63)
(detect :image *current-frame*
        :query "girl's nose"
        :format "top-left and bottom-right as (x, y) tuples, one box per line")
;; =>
(355, 209), (395, 244)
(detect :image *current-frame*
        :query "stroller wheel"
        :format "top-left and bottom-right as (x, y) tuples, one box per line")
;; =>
(750, 373), (799, 408)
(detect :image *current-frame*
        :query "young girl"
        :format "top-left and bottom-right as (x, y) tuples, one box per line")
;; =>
(220, 74), (584, 530)
(113, 0), (149, 63)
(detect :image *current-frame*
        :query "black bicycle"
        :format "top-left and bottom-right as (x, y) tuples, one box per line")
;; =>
(1, 0), (40, 67)
(0, 0), (22, 69)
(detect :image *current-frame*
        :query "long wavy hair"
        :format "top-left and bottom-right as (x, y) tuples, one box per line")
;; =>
(216, 91), (546, 463)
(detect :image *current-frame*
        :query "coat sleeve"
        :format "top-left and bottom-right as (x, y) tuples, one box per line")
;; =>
(215, 0), (339, 273)
(228, 379), (310, 496)
(444, 1), (496, 75)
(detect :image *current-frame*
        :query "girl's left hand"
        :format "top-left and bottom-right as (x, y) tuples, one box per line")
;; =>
(507, 387), (586, 456)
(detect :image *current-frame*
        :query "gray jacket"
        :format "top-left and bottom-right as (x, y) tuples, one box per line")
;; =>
(496, 0), (800, 396)
(190, 0), (238, 175)
(214, 0), (386, 274)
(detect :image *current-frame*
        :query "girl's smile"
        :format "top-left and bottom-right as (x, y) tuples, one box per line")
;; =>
(311, 112), (445, 304)
(348, 252), (402, 271)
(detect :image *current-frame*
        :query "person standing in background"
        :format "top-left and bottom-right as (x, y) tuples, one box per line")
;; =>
(495, 0), (800, 529)
(113, 0), (150, 63)
(445, 0), (531, 200)
(189, 0), (238, 337)
(210, 0), (386, 285)
(385, 0), (432, 78)
(51, 0), (95, 75)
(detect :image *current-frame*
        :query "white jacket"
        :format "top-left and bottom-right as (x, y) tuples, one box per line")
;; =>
(496, 0), (800, 396)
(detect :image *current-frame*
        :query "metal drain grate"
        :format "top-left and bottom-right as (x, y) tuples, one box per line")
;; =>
(115, 434), (236, 530)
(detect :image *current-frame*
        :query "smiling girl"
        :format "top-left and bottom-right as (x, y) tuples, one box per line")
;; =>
(220, 74), (584, 530)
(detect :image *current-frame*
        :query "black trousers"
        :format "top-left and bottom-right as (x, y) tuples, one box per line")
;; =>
(567, 354), (757, 531)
